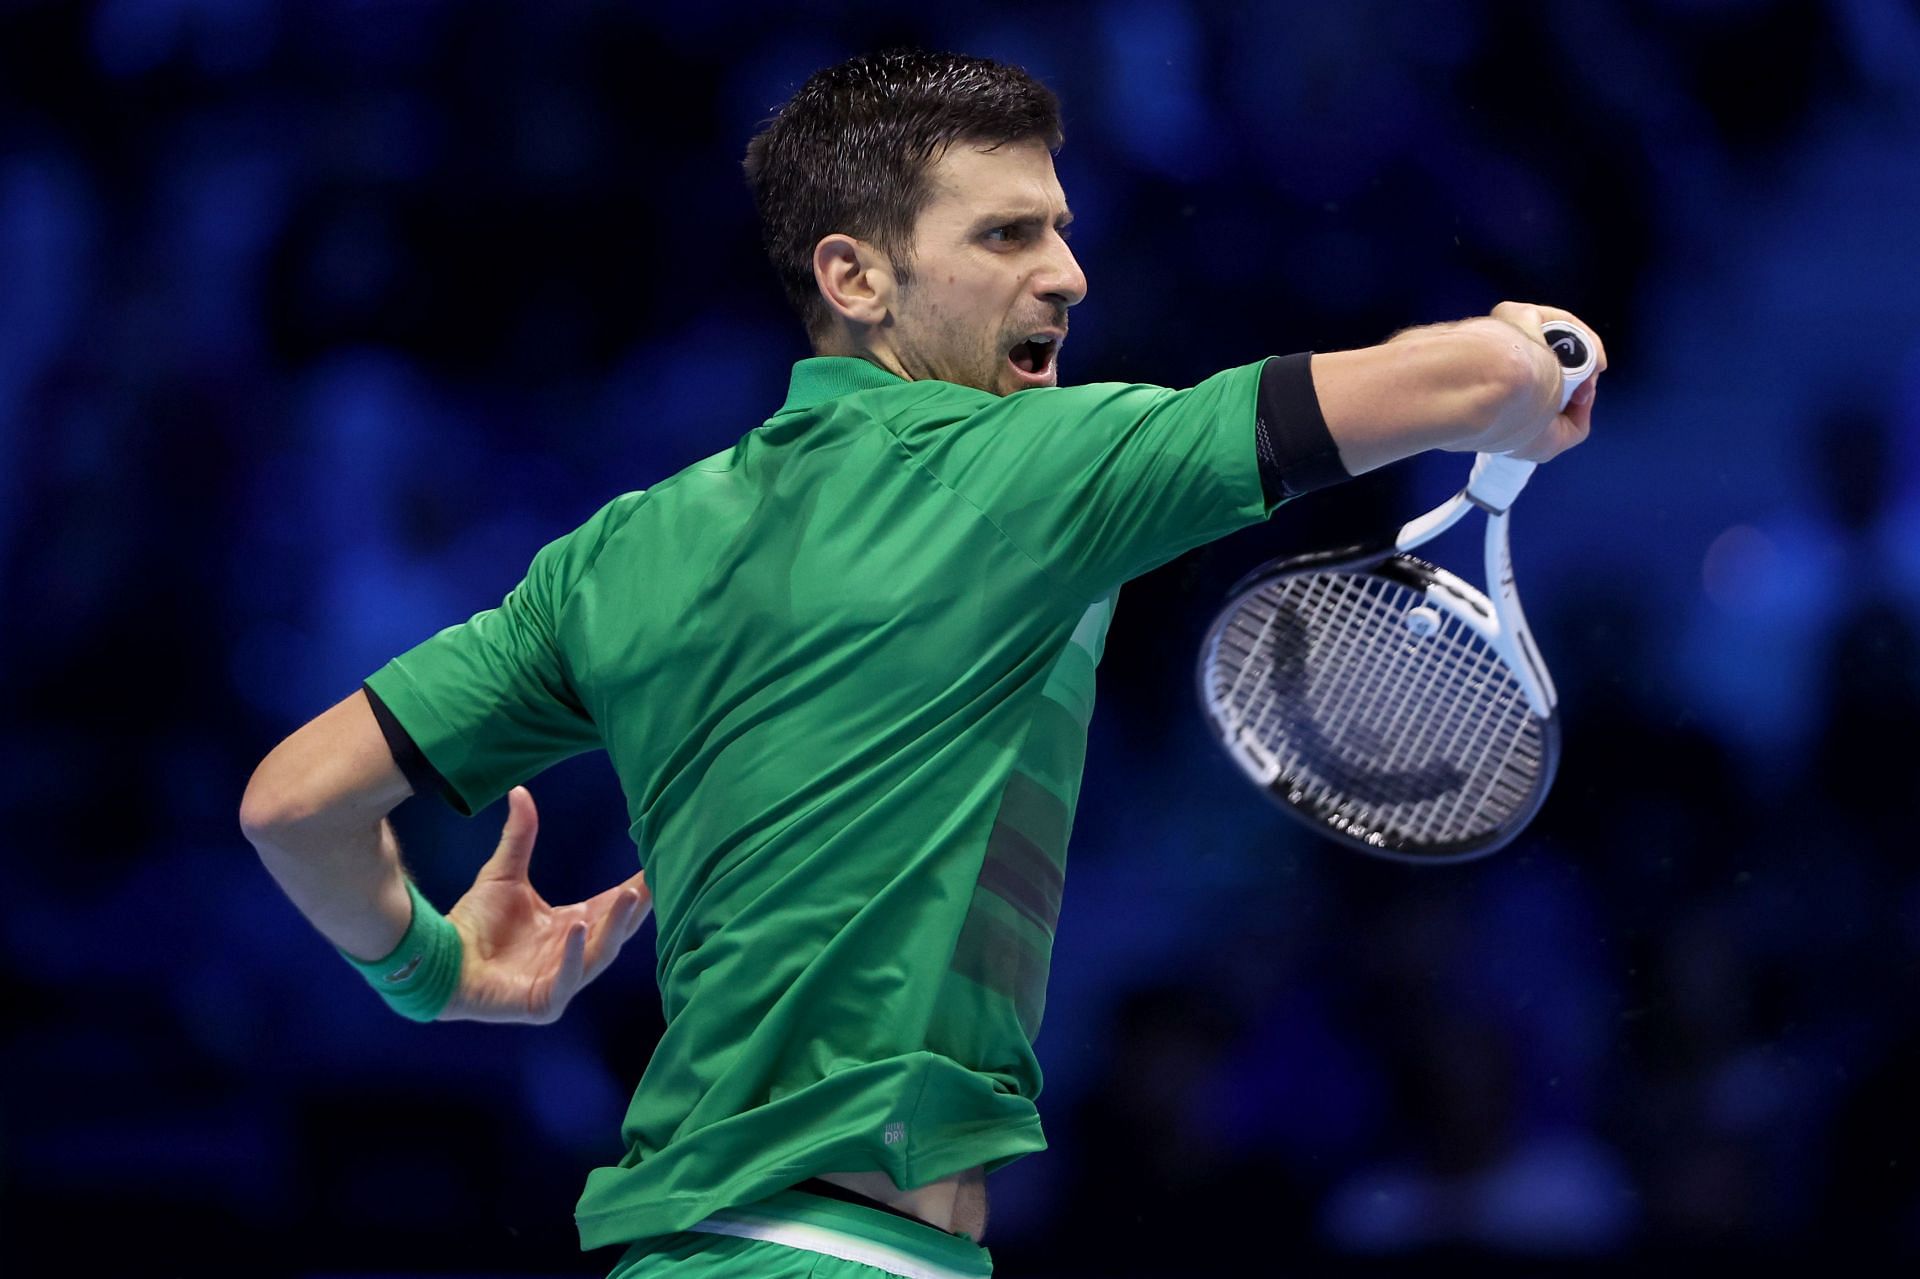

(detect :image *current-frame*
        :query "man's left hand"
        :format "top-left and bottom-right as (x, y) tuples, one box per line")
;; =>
(439, 786), (652, 1024)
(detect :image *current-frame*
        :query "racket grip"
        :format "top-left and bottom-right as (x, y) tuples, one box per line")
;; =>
(1468, 452), (1536, 510)
(1542, 320), (1599, 411)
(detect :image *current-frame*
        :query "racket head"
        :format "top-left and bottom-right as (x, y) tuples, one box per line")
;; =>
(1198, 551), (1561, 864)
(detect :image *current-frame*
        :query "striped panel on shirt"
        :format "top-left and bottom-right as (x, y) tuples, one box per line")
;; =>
(949, 593), (1114, 1038)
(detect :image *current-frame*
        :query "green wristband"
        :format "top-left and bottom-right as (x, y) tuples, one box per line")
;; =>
(338, 879), (463, 1023)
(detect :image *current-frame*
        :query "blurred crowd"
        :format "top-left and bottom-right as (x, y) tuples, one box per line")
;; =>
(4, 1), (1920, 1273)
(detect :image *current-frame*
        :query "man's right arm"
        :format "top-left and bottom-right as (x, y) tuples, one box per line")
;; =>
(899, 300), (1603, 600)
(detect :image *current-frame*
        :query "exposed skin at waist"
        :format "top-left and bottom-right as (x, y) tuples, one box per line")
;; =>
(816, 1166), (989, 1242)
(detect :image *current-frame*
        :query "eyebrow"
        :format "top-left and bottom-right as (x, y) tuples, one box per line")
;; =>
(970, 208), (1076, 232)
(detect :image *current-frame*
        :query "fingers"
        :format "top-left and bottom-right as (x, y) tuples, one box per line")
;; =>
(1494, 299), (1577, 331)
(579, 889), (651, 985)
(1492, 300), (1608, 371)
(1510, 379), (1596, 462)
(547, 920), (588, 1017)
(1570, 372), (1598, 414)
(480, 786), (539, 882)
(582, 868), (653, 923)
(1484, 299), (1605, 465)
(530, 889), (645, 1022)
(1560, 371), (1597, 444)
(1489, 300), (1550, 350)
(619, 869), (653, 917)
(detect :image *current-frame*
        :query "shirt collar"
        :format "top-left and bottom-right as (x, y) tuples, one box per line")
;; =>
(777, 356), (908, 414)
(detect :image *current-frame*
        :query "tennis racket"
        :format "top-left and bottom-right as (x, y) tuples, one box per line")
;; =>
(1197, 322), (1598, 863)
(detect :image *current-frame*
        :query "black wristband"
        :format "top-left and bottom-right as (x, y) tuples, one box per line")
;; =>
(1256, 353), (1351, 504)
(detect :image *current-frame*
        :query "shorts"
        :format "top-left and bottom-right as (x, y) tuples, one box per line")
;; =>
(607, 1186), (994, 1279)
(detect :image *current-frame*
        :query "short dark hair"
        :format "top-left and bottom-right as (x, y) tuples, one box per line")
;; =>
(743, 49), (1064, 341)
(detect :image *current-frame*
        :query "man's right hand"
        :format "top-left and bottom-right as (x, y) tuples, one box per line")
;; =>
(1313, 299), (1608, 476)
(1466, 299), (1608, 464)
(439, 786), (653, 1024)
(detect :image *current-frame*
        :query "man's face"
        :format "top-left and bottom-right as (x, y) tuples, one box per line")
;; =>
(883, 138), (1087, 396)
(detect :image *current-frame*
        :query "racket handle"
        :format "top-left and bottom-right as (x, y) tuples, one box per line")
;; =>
(1468, 452), (1536, 511)
(1542, 320), (1599, 410)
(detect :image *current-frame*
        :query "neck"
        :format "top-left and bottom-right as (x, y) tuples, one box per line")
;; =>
(814, 327), (911, 381)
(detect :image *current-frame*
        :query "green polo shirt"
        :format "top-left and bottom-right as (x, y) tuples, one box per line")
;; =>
(363, 355), (1284, 1250)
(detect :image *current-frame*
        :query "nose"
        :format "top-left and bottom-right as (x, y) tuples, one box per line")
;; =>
(1037, 231), (1088, 309)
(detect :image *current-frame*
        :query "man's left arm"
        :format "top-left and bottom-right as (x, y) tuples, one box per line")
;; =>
(241, 696), (650, 1024)
(240, 496), (653, 1022)
(241, 687), (418, 963)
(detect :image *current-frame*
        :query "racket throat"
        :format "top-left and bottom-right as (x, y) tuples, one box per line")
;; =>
(1482, 511), (1556, 714)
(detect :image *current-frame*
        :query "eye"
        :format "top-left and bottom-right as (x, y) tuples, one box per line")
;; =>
(985, 224), (1022, 244)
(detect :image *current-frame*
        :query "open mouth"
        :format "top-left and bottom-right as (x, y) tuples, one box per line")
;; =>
(1006, 333), (1060, 385)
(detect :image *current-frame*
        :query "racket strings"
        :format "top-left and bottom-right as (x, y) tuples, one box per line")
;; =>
(1206, 569), (1547, 850)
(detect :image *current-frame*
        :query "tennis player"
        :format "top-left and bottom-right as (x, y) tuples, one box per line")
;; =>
(240, 49), (1602, 1279)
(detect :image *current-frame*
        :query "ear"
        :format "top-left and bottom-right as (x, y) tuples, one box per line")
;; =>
(812, 234), (898, 329)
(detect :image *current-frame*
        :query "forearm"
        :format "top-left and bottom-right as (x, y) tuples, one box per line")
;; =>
(1311, 316), (1562, 475)
(248, 812), (414, 961)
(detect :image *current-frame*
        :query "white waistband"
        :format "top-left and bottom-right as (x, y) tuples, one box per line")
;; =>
(686, 1211), (983, 1279)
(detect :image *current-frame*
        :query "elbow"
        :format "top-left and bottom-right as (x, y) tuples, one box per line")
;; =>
(239, 757), (294, 846)
(239, 688), (411, 847)
(239, 746), (326, 845)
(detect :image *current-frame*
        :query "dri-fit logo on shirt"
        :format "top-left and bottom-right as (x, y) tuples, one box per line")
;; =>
(883, 1122), (906, 1146)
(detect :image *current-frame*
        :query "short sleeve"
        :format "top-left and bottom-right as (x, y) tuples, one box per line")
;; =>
(887, 359), (1282, 598)
(364, 495), (639, 816)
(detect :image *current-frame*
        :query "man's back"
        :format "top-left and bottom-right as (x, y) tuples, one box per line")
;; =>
(365, 353), (1280, 1243)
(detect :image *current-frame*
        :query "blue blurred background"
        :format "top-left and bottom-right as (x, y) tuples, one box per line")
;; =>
(5, 0), (1920, 1274)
